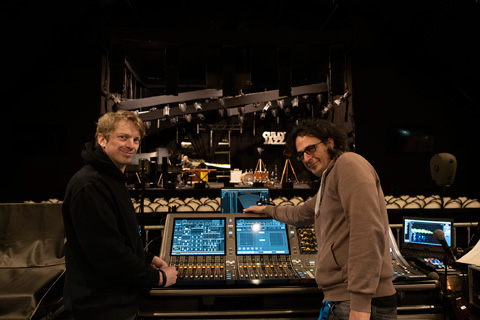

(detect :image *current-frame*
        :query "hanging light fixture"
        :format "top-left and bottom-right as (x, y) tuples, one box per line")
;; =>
(163, 105), (170, 117)
(316, 94), (324, 104)
(292, 97), (299, 107)
(218, 97), (225, 108)
(179, 103), (187, 113)
(263, 101), (272, 112)
(238, 106), (245, 115)
(277, 99), (284, 109)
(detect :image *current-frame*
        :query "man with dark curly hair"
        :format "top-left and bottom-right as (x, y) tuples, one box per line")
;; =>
(245, 118), (397, 320)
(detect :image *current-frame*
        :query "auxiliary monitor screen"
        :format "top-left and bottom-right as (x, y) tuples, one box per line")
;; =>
(170, 218), (226, 256)
(235, 218), (290, 254)
(402, 216), (453, 250)
(221, 188), (269, 213)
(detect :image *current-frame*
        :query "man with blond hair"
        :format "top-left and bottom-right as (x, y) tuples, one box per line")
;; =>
(63, 110), (177, 320)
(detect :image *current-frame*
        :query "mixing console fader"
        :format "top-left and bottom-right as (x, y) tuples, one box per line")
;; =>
(170, 255), (226, 280)
(159, 213), (316, 285)
(389, 227), (429, 281)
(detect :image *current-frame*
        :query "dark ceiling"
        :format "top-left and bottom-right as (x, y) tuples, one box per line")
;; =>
(3, 0), (478, 107)
(96, 0), (480, 101)
(98, 0), (358, 94)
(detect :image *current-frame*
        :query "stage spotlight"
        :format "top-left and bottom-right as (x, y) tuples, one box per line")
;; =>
(333, 91), (350, 106)
(292, 97), (299, 107)
(198, 113), (205, 120)
(260, 112), (266, 120)
(285, 106), (291, 116)
(194, 102), (202, 111)
(263, 101), (272, 112)
(238, 115), (244, 124)
(218, 97), (225, 108)
(179, 103), (187, 113)
(218, 109), (225, 117)
(163, 105), (170, 117)
(277, 99), (284, 109)
(316, 94), (324, 104)
(238, 106), (245, 115)
(185, 114), (192, 123)
(170, 117), (178, 125)
(271, 108), (278, 117)
(322, 103), (333, 115)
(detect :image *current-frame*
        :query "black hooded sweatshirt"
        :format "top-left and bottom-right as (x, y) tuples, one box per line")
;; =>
(62, 142), (159, 320)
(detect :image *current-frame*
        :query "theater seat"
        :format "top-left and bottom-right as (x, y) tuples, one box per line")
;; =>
(196, 204), (215, 212)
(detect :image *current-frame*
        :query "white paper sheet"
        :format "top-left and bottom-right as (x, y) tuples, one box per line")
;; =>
(457, 241), (480, 265)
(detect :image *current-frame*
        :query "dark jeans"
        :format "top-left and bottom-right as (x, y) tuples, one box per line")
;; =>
(326, 294), (397, 320)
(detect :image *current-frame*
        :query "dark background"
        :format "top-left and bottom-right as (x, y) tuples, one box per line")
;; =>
(2, 0), (479, 202)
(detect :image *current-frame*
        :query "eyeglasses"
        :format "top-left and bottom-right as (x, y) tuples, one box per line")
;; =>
(295, 141), (323, 161)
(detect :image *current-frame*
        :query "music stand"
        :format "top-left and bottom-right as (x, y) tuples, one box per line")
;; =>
(280, 158), (299, 184)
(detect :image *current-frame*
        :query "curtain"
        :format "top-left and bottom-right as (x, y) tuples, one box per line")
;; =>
(185, 124), (226, 163)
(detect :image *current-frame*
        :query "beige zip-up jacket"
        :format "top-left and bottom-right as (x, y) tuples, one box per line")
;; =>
(264, 152), (396, 313)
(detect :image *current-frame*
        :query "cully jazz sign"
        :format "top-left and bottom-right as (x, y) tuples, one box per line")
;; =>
(262, 131), (286, 145)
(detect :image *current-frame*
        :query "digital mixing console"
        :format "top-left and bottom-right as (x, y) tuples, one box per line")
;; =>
(146, 214), (438, 319)
(159, 213), (316, 285)
(159, 213), (430, 285)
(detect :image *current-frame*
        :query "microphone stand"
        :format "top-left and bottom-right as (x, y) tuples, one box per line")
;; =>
(138, 159), (150, 247)
(443, 251), (448, 320)
(441, 243), (471, 320)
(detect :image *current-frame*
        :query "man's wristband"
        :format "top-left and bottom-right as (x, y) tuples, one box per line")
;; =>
(159, 269), (167, 287)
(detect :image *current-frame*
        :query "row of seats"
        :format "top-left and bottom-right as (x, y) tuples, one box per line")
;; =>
(133, 196), (222, 212)
(385, 195), (480, 209)
(31, 195), (480, 210)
